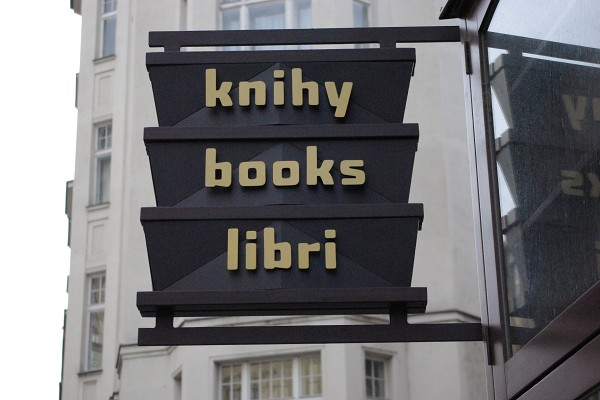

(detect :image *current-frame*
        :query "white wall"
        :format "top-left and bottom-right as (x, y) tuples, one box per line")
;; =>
(63, 1), (485, 399)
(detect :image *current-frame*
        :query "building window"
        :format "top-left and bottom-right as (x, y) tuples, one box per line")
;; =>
(300, 354), (322, 397)
(221, 0), (312, 31)
(93, 123), (111, 205)
(99, 0), (117, 58)
(365, 357), (386, 400)
(353, 0), (369, 28)
(219, 354), (322, 400)
(86, 273), (106, 371)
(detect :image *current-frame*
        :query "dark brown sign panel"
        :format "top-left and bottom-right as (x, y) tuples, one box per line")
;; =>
(141, 204), (422, 292)
(144, 124), (418, 207)
(147, 48), (415, 127)
(137, 27), (482, 345)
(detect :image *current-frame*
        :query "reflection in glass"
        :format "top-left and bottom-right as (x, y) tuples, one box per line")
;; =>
(579, 385), (600, 400)
(485, 0), (600, 356)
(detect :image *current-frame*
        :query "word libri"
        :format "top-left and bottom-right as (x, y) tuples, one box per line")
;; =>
(227, 227), (337, 270)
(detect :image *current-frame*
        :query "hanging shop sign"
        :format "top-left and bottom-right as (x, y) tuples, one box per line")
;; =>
(137, 27), (483, 345)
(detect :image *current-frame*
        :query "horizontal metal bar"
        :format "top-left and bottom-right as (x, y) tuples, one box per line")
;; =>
(487, 32), (600, 65)
(140, 203), (424, 222)
(138, 323), (483, 345)
(149, 27), (461, 51)
(144, 123), (419, 142)
(137, 287), (428, 316)
(147, 47), (416, 65)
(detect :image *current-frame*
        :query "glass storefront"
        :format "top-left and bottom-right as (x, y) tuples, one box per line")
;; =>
(483, 0), (600, 356)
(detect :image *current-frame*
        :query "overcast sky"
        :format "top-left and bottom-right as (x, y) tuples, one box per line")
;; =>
(0, 2), (80, 397)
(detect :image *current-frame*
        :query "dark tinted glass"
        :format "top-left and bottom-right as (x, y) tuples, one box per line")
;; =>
(485, 0), (600, 356)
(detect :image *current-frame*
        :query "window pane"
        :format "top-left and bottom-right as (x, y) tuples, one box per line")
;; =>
(251, 363), (259, 380)
(97, 125), (112, 151)
(353, 1), (369, 28)
(283, 378), (293, 397)
(373, 360), (384, 378)
(97, 157), (111, 204)
(103, 0), (117, 14)
(222, 365), (231, 383)
(88, 310), (104, 370)
(222, 386), (230, 400)
(314, 379), (322, 395)
(90, 275), (105, 305)
(272, 360), (282, 379)
(283, 360), (292, 378)
(260, 363), (270, 380)
(261, 380), (270, 399)
(232, 384), (241, 400)
(272, 384), (281, 398)
(295, 0), (311, 29)
(97, 126), (106, 150)
(102, 15), (117, 57)
(223, 356), (320, 399)
(366, 379), (373, 397)
(222, 9), (240, 30)
(365, 358), (386, 399)
(251, 383), (259, 400)
(249, 2), (285, 30)
(485, 0), (600, 357)
(301, 356), (322, 396)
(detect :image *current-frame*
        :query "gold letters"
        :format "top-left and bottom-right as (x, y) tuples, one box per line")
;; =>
(206, 69), (358, 274)
(205, 68), (354, 118)
(226, 227), (337, 271)
(561, 94), (600, 131)
(205, 147), (365, 188)
(561, 170), (600, 198)
(205, 68), (233, 107)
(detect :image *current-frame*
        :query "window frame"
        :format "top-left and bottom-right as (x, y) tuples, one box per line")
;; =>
(217, 353), (323, 400)
(461, 0), (600, 398)
(92, 122), (112, 205)
(364, 354), (389, 400)
(99, 0), (117, 58)
(220, 0), (312, 31)
(353, 0), (371, 28)
(84, 272), (106, 372)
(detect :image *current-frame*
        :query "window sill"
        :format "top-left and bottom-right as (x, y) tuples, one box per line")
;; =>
(87, 202), (110, 212)
(93, 55), (116, 64)
(78, 369), (102, 377)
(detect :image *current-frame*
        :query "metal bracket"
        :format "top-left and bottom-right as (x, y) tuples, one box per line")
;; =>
(149, 26), (461, 52)
(138, 314), (483, 346)
(137, 289), (483, 346)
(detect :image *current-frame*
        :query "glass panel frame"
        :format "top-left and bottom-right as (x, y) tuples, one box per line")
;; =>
(482, 0), (600, 359)
(463, 0), (600, 398)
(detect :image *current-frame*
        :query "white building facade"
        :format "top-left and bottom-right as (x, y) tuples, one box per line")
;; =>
(62, 1), (485, 399)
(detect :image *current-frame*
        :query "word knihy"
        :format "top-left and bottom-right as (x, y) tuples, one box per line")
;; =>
(206, 68), (353, 118)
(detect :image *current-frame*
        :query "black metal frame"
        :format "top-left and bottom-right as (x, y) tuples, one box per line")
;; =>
(464, 0), (600, 398)
(138, 317), (483, 346)
(149, 26), (461, 51)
